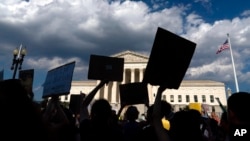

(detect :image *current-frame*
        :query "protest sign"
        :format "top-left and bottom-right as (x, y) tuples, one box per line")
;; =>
(88, 54), (124, 81)
(69, 93), (86, 115)
(189, 102), (202, 113)
(43, 61), (75, 98)
(119, 82), (149, 106)
(143, 27), (196, 89)
(19, 69), (34, 98)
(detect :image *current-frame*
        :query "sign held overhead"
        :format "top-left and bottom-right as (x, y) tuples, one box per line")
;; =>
(43, 61), (75, 98)
(143, 27), (196, 89)
(88, 54), (124, 82)
(119, 82), (149, 106)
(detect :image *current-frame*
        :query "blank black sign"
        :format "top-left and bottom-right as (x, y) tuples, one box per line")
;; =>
(88, 54), (124, 82)
(69, 94), (86, 115)
(119, 82), (149, 106)
(143, 27), (196, 89)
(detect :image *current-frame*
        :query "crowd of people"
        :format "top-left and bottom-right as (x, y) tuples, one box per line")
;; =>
(0, 79), (250, 141)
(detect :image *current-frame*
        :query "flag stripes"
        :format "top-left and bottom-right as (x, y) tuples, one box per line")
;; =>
(216, 39), (230, 54)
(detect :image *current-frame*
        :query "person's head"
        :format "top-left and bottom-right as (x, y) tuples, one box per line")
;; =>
(170, 109), (203, 141)
(146, 101), (173, 122)
(0, 79), (38, 118)
(125, 105), (139, 121)
(227, 92), (250, 125)
(0, 79), (49, 140)
(90, 99), (112, 122)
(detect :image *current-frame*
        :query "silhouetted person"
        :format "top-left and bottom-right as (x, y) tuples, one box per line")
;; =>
(141, 100), (172, 141)
(43, 96), (75, 141)
(0, 79), (50, 141)
(79, 80), (124, 141)
(169, 109), (205, 141)
(217, 111), (230, 141)
(227, 92), (250, 141)
(152, 86), (171, 141)
(122, 105), (143, 141)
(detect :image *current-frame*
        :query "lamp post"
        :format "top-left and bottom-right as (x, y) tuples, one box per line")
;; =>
(11, 44), (27, 79)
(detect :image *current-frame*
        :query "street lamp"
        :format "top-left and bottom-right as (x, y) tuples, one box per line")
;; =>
(11, 44), (27, 79)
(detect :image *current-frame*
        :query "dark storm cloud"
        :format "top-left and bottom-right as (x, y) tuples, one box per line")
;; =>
(1, 0), (250, 99)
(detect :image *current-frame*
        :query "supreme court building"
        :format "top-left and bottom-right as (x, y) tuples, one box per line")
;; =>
(62, 50), (229, 117)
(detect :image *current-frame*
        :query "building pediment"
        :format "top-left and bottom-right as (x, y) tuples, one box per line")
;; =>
(111, 50), (149, 63)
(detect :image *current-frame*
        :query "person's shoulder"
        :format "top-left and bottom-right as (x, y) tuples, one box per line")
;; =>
(80, 119), (91, 127)
(123, 121), (141, 129)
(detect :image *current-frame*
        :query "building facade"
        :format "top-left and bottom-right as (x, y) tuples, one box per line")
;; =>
(62, 50), (228, 117)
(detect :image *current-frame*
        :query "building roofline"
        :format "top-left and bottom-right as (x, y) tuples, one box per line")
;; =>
(72, 80), (97, 86)
(111, 50), (149, 59)
(72, 80), (225, 87)
(180, 80), (225, 87)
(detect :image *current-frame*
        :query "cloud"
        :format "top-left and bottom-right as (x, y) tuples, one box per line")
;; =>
(241, 10), (250, 17)
(1, 0), (250, 99)
(183, 15), (250, 91)
(149, 0), (169, 11)
(193, 0), (212, 11)
(26, 56), (80, 70)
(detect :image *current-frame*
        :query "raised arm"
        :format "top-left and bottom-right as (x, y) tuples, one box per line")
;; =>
(152, 86), (171, 141)
(117, 103), (126, 118)
(43, 96), (70, 131)
(80, 80), (109, 121)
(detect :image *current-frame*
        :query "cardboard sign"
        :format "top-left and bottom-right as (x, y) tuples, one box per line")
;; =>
(119, 82), (149, 106)
(69, 94), (86, 115)
(88, 54), (124, 81)
(143, 27), (196, 89)
(19, 69), (34, 98)
(189, 103), (202, 113)
(42, 61), (75, 98)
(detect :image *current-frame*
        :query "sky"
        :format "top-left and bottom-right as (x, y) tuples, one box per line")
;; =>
(1, 0), (250, 101)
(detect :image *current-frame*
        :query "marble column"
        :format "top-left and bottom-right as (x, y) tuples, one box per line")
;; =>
(139, 68), (144, 82)
(148, 85), (153, 104)
(95, 80), (101, 99)
(131, 68), (135, 83)
(104, 83), (110, 100)
(122, 69), (126, 84)
(111, 81), (117, 104)
(116, 82), (121, 103)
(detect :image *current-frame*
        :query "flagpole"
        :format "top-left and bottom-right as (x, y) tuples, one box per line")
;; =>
(227, 33), (239, 92)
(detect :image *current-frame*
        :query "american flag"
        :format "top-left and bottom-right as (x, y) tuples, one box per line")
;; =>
(216, 39), (230, 54)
